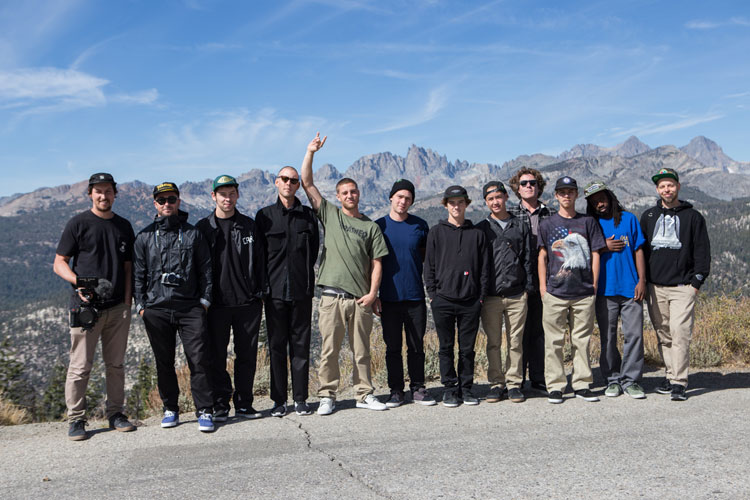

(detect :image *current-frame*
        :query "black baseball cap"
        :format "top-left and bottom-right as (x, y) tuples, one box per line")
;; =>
(442, 185), (469, 200)
(482, 181), (507, 198)
(88, 173), (116, 188)
(554, 176), (578, 191)
(153, 182), (180, 198)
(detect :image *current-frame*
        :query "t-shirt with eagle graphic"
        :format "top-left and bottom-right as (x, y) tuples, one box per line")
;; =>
(538, 213), (605, 299)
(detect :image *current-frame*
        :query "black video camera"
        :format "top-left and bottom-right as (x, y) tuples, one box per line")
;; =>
(69, 277), (114, 329)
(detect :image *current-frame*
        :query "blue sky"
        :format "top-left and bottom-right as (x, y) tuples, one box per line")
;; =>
(1, 0), (749, 196)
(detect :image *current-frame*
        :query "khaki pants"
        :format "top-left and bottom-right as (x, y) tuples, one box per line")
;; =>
(317, 295), (374, 402)
(541, 294), (595, 393)
(66, 302), (131, 420)
(480, 293), (528, 389)
(646, 284), (696, 387)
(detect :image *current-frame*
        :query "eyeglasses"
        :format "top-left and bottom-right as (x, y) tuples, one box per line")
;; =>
(155, 196), (178, 205)
(278, 176), (300, 185)
(519, 180), (538, 187)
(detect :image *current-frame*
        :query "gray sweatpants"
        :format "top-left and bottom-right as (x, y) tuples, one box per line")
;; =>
(595, 295), (644, 387)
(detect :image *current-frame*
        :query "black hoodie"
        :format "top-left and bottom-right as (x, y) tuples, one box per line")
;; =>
(640, 199), (711, 289)
(133, 209), (213, 312)
(424, 219), (490, 301)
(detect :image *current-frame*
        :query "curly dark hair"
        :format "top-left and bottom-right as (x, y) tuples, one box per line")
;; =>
(586, 189), (625, 227)
(508, 167), (546, 199)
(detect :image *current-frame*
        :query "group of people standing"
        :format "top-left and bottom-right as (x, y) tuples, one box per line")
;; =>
(54, 133), (711, 441)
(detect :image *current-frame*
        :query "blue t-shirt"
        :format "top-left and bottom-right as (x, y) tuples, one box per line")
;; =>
(375, 214), (429, 301)
(597, 211), (646, 298)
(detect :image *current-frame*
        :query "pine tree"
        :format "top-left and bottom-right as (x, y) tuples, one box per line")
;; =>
(0, 337), (24, 403)
(39, 362), (68, 421)
(127, 357), (155, 420)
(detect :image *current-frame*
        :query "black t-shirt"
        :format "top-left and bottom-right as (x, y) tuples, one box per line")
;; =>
(214, 214), (252, 306)
(56, 210), (135, 308)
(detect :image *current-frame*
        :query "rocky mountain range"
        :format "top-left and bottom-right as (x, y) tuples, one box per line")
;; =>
(2, 135), (749, 221)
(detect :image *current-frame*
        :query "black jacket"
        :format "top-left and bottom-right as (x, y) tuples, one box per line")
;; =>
(476, 215), (533, 297)
(640, 200), (711, 289)
(133, 210), (212, 312)
(196, 210), (268, 302)
(255, 197), (319, 300)
(424, 219), (490, 302)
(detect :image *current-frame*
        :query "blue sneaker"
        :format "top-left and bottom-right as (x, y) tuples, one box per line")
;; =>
(161, 410), (179, 428)
(198, 411), (214, 432)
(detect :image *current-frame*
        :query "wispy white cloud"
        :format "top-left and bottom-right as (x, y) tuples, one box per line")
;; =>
(111, 89), (159, 105)
(158, 107), (336, 165)
(685, 17), (750, 29)
(0, 67), (159, 115)
(0, 67), (107, 103)
(723, 91), (750, 99)
(611, 114), (724, 138)
(359, 68), (425, 80)
(367, 85), (449, 134)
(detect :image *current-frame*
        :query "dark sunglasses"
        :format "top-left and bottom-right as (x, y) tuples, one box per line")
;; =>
(155, 196), (178, 205)
(519, 180), (538, 187)
(278, 176), (300, 185)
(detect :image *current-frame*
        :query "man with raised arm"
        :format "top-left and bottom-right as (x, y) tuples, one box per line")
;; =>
(300, 133), (390, 415)
(256, 167), (320, 417)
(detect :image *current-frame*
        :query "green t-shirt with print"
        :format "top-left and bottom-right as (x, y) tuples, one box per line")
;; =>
(316, 197), (389, 297)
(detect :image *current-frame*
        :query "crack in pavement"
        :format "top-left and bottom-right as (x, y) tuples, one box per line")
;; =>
(284, 416), (393, 500)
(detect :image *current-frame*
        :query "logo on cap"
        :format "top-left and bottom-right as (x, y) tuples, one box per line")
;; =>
(563, 177), (571, 184)
(217, 175), (233, 184)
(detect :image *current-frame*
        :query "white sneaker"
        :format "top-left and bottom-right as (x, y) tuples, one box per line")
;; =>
(356, 394), (388, 411)
(317, 397), (335, 416)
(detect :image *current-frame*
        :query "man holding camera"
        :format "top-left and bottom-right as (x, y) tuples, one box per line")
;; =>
(133, 182), (215, 432)
(54, 173), (136, 441)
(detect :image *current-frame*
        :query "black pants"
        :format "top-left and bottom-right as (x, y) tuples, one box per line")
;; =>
(142, 306), (213, 413)
(381, 300), (427, 393)
(522, 291), (545, 385)
(430, 296), (481, 393)
(207, 301), (262, 411)
(265, 298), (313, 405)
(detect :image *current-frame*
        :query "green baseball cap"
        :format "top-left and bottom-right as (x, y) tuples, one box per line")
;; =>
(583, 181), (609, 198)
(213, 174), (239, 191)
(652, 168), (679, 185)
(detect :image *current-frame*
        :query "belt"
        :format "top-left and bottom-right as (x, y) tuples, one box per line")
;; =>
(322, 291), (356, 300)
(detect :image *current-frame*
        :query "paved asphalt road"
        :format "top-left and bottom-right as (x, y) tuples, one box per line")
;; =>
(2, 369), (749, 500)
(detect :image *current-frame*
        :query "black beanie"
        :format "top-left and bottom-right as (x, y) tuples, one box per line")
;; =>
(389, 179), (415, 200)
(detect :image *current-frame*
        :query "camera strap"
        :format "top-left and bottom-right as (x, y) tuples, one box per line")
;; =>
(154, 227), (185, 278)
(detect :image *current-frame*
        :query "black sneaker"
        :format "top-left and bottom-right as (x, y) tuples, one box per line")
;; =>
(530, 381), (547, 394)
(442, 389), (460, 407)
(485, 386), (504, 403)
(213, 408), (229, 422)
(271, 403), (287, 417)
(294, 401), (312, 416)
(508, 388), (526, 403)
(656, 378), (672, 394)
(108, 412), (136, 432)
(235, 406), (263, 419)
(670, 384), (688, 401)
(68, 420), (88, 441)
(547, 391), (564, 404)
(463, 392), (479, 406)
(574, 389), (600, 402)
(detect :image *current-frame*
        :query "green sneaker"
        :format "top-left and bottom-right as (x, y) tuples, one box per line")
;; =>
(604, 383), (623, 397)
(624, 383), (646, 399)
